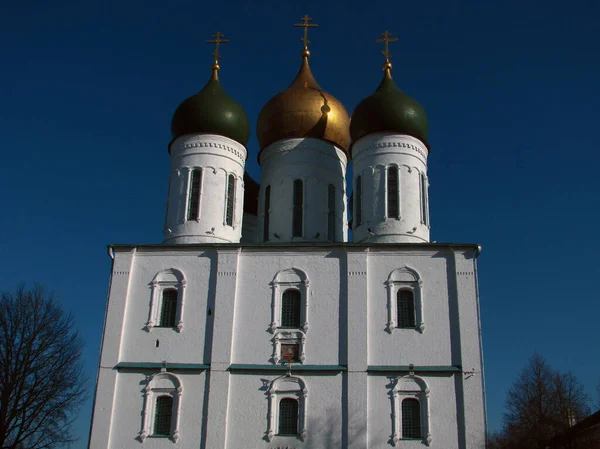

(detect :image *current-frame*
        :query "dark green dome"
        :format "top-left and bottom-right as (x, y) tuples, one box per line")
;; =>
(350, 70), (428, 150)
(171, 75), (250, 146)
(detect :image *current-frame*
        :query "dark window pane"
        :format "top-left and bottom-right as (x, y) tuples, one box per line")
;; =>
(397, 290), (416, 328)
(278, 398), (299, 435)
(421, 173), (428, 225)
(187, 169), (202, 221)
(387, 167), (399, 218)
(159, 289), (178, 328)
(328, 184), (335, 241)
(293, 180), (303, 237)
(281, 290), (301, 328)
(153, 396), (173, 436)
(226, 174), (235, 226)
(402, 398), (421, 439)
(264, 185), (271, 241)
(356, 176), (362, 227)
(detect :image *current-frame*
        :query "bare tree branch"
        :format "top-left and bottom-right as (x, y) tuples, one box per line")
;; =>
(0, 285), (88, 449)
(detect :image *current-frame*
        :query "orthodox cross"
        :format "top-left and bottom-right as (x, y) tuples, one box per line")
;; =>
(376, 30), (398, 63)
(294, 14), (318, 49)
(206, 32), (230, 63)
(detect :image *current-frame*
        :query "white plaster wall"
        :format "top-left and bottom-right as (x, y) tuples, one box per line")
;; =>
(118, 248), (215, 364)
(226, 373), (344, 449)
(108, 371), (206, 448)
(353, 133), (430, 244)
(90, 244), (485, 449)
(164, 134), (247, 244)
(258, 138), (348, 243)
(367, 374), (460, 448)
(367, 250), (455, 367)
(232, 250), (344, 365)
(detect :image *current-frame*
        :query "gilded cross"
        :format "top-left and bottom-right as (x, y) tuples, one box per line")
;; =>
(206, 32), (230, 62)
(376, 30), (398, 62)
(294, 14), (318, 49)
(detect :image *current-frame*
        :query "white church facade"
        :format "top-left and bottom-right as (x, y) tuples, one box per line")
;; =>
(88, 22), (487, 449)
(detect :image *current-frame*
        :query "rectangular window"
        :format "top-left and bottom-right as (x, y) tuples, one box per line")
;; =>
(153, 396), (173, 436)
(159, 289), (178, 328)
(264, 185), (271, 241)
(397, 290), (416, 328)
(327, 184), (335, 241)
(387, 166), (399, 218)
(293, 179), (303, 237)
(278, 399), (299, 435)
(356, 176), (362, 227)
(187, 169), (202, 221)
(226, 174), (235, 227)
(402, 398), (422, 439)
(420, 173), (428, 225)
(281, 289), (301, 328)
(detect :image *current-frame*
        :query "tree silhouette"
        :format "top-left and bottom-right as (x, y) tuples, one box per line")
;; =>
(0, 285), (87, 449)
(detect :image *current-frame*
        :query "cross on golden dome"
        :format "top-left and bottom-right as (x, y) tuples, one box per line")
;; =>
(294, 14), (318, 51)
(376, 30), (398, 68)
(206, 32), (230, 79)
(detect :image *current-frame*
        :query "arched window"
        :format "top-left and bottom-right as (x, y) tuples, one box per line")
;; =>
(391, 375), (431, 446)
(225, 174), (235, 227)
(397, 290), (416, 329)
(401, 398), (421, 439)
(264, 185), (271, 241)
(387, 166), (399, 218)
(266, 376), (307, 441)
(281, 289), (301, 328)
(138, 372), (182, 443)
(293, 179), (303, 237)
(153, 396), (173, 436)
(278, 398), (299, 436)
(327, 184), (335, 241)
(146, 269), (186, 333)
(386, 266), (424, 334)
(187, 169), (202, 221)
(355, 175), (362, 227)
(420, 173), (429, 226)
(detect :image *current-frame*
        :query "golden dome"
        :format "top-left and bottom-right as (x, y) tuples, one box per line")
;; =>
(256, 50), (351, 153)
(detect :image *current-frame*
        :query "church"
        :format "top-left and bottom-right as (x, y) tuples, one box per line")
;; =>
(88, 17), (487, 449)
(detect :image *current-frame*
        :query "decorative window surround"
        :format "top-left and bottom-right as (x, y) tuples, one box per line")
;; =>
(186, 168), (203, 222)
(138, 372), (183, 443)
(386, 266), (424, 334)
(391, 375), (432, 446)
(272, 330), (306, 364)
(266, 376), (308, 442)
(269, 268), (310, 333)
(146, 269), (187, 333)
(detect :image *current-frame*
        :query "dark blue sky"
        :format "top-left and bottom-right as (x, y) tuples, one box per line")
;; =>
(2, 0), (599, 446)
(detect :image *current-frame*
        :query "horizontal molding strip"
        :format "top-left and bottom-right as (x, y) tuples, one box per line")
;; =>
(228, 364), (346, 372)
(116, 362), (210, 370)
(367, 365), (462, 373)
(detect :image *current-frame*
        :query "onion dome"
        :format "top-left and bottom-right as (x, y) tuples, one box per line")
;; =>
(350, 61), (428, 149)
(256, 49), (351, 152)
(171, 39), (249, 147)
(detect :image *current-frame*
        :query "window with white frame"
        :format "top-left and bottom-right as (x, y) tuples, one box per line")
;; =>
(387, 165), (400, 219)
(355, 175), (362, 227)
(266, 376), (308, 442)
(187, 168), (202, 221)
(391, 375), (431, 446)
(385, 266), (424, 333)
(264, 185), (271, 242)
(145, 268), (186, 333)
(138, 372), (182, 443)
(269, 268), (309, 364)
